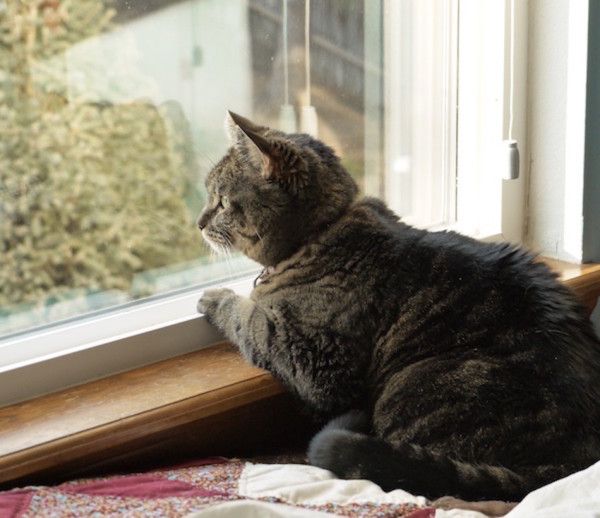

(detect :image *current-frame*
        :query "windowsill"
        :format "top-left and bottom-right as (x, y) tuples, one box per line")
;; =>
(0, 342), (287, 486)
(1, 259), (599, 487)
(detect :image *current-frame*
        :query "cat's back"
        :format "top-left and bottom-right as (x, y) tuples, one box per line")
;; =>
(345, 198), (590, 329)
(347, 200), (600, 431)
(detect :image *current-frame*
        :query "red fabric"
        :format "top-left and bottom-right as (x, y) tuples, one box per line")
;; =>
(0, 490), (33, 518)
(60, 474), (225, 498)
(406, 508), (437, 518)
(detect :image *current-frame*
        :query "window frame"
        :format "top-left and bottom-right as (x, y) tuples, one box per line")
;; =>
(0, 276), (256, 406)
(455, 0), (528, 243)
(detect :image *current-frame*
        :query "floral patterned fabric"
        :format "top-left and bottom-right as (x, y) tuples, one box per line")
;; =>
(0, 458), (433, 518)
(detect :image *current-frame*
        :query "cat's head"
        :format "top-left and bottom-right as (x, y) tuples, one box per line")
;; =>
(197, 112), (358, 266)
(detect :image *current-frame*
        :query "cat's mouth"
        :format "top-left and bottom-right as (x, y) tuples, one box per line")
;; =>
(201, 228), (233, 255)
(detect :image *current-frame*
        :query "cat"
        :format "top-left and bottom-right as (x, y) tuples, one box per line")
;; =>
(196, 111), (600, 501)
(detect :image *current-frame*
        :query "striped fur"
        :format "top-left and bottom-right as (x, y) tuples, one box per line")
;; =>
(197, 113), (600, 500)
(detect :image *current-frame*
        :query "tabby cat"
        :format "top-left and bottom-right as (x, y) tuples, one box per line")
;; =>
(196, 111), (600, 500)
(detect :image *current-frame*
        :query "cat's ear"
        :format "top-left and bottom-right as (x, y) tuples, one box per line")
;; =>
(225, 111), (265, 147)
(225, 111), (270, 172)
(225, 111), (309, 195)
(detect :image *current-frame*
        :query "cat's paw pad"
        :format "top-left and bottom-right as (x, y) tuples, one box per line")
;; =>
(197, 288), (234, 318)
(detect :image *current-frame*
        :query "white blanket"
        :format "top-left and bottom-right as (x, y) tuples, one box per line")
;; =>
(188, 460), (600, 517)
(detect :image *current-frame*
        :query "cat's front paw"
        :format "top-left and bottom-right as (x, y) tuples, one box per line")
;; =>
(197, 288), (235, 324)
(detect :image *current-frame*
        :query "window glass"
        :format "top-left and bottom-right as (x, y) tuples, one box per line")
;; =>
(0, 0), (390, 337)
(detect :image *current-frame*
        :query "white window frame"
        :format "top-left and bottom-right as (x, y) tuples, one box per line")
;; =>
(0, 0), (529, 407)
(382, 0), (527, 242)
(456, 0), (528, 244)
(0, 276), (257, 406)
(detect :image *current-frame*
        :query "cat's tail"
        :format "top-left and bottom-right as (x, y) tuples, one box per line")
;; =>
(307, 412), (563, 501)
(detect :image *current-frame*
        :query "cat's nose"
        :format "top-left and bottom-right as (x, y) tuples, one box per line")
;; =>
(197, 210), (210, 230)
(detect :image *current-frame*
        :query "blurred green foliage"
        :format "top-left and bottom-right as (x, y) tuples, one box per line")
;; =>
(0, 0), (200, 311)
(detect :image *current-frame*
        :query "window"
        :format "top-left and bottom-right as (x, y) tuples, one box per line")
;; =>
(382, 0), (458, 228)
(383, 0), (527, 240)
(0, 0), (525, 405)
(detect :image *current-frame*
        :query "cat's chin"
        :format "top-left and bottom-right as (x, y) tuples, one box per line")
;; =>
(201, 230), (232, 255)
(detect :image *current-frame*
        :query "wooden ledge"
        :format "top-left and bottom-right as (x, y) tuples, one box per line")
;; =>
(543, 259), (600, 312)
(0, 343), (287, 486)
(0, 260), (598, 487)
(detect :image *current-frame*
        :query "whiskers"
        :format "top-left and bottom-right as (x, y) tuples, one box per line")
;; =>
(202, 228), (233, 255)
(201, 228), (236, 277)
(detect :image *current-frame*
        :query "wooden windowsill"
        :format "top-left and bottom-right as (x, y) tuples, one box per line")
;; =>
(542, 258), (600, 312)
(0, 343), (290, 486)
(1, 259), (599, 487)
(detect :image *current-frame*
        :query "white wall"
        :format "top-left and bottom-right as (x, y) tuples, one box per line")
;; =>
(526, 0), (589, 261)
